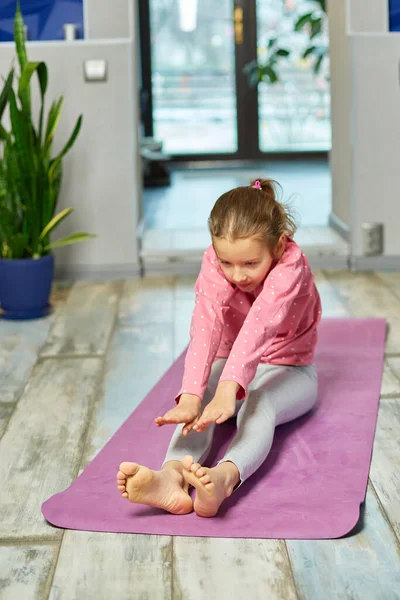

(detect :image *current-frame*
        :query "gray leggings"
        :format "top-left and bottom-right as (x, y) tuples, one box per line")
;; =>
(163, 359), (318, 486)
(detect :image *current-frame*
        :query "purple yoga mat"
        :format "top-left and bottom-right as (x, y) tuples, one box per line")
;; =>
(42, 318), (386, 539)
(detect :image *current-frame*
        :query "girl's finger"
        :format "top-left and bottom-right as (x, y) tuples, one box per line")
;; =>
(182, 423), (194, 436)
(182, 415), (200, 436)
(198, 411), (214, 425)
(193, 420), (205, 431)
(202, 411), (222, 425)
(195, 422), (209, 432)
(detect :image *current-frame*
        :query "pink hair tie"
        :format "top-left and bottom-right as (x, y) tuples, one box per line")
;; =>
(252, 180), (261, 190)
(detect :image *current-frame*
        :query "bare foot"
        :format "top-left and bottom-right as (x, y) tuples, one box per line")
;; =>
(117, 461), (193, 515)
(182, 455), (240, 517)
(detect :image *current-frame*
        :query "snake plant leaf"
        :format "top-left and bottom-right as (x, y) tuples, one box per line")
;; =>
(45, 232), (97, 251)
(43, 158), (62, 223)
(9, 87), (40, 250)
(39, 207), (73, 240)
(49, 160), (62, 220)
(14, 2), (31, 119)
(0, 158), (6, 197)
(4, 142), (20, 200)
(49, 115), (83, 180)
(37, 62), (48, 143)
(8, 88), (31, 190)
(0, 123), (10, 142)
(14, 2), (27, 72)
(19, 62), (42, 98)
(43, 97), (63, 155)
(18, 60), (48, 144)
(0, 69), (14, 121)
(18, 62), (47, 125)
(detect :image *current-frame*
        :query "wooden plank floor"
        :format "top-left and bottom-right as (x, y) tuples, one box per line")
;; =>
(0, 271), (400, 599)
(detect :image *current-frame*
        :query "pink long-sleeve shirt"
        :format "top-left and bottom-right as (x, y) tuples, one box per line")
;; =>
(176, 237), (322, 402)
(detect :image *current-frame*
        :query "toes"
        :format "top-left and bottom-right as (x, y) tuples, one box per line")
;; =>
(200, 474), (211, 484)
(119, 462), (139, 477)
(183, 457), (207, 479)
(190, 462), (202, 475)
(182, 455), (194, 470)
(117, 485), (126, 491)
(121, 492), (128, 498)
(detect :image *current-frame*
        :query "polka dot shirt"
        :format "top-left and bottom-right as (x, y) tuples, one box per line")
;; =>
(176, 239), (322, 402)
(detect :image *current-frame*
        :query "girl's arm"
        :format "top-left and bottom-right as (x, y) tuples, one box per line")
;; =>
(174, 246), (235, 403)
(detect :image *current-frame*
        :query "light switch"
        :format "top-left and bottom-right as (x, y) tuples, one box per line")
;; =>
(83, 60), (108, 82)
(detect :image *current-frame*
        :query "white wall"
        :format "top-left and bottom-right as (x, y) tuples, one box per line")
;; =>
(85, 0), (132, 39)
(0, 1), (142, 278)
(0, 39), (141, 277)
(346, 0), (388, 33)
(351, 34), (400, 257)
(327, 0), (352, 229)
(329, 0), (400, 261)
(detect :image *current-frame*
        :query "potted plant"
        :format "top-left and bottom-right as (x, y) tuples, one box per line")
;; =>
(0, 3), (95, 320)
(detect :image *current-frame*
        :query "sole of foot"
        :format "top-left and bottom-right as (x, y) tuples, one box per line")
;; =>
(117, 462), (193, 515)
(181, 455), (234, 518)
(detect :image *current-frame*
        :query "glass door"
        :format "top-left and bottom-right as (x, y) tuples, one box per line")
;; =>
(147, 0), (239, 155)
(139, 0), (331, 158)
(256, 0), (331, 151)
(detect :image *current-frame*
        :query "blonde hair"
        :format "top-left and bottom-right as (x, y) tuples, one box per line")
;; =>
(208, 178), (297, 254)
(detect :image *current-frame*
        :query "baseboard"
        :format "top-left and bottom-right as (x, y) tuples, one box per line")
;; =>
(350, 256), (400, 271)
(328, 212), (350, 242)
(142, 254), (350, 276)
(143, 259), (202, 277)
(54, 263), (142, 280)
(307, 255), (350, 270)
(51, 254), (398, 279)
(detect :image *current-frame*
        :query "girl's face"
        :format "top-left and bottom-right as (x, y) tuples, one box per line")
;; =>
(213, 235), (284, 293)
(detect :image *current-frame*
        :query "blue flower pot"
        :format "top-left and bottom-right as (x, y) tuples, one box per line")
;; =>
(0, 254), (54, 320)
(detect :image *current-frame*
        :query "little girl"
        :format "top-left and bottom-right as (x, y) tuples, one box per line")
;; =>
(117, 178), (321, 517)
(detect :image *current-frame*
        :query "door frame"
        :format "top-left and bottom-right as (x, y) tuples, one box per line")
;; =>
(138, 0), (328, 162)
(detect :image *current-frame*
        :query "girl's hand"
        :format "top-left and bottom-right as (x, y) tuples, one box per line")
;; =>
(193, 381), (239, 432)
(155, 393), (201, 436)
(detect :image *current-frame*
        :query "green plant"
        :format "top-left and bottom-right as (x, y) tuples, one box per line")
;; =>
(0, 2), (95, 259)
(243, 39), (291, 86)
(244, 0), (327, 87)
(294, 0), (327, 75)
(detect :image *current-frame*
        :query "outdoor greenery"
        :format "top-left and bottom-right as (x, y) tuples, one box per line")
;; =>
(244, 0), (328, 86)
(0, 2), (95, 259)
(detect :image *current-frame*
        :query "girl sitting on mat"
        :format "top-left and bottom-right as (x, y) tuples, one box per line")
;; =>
(117, 178), (322, 517)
